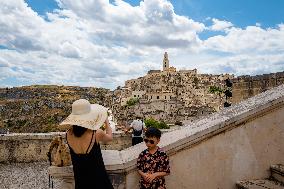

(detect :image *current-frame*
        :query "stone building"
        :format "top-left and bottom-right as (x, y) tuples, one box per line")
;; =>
(111, 52), (284, 125)
(112, 52), (233, 124)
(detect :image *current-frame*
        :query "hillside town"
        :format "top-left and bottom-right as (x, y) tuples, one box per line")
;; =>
(109, 52), (284, 125)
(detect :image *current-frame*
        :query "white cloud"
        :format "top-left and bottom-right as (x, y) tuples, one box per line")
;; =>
(0, 0), (207, 89)
(56, 0), (205, 48)
(210, 18), (233, 31)
(199, 54), (284, 76)
(59, 41), (81, 58)
(204, 25), (284, 53)
(256, 22), (261, 27)
(0, 57), (10, 68)
(0, 0), (45, 50)
(0, 0), (283, 89)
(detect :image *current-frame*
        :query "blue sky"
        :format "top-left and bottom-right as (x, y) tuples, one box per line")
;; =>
(26, 0), (284, 29)
(0, 0), (284, 89)
(145, 0), (283, 26)
(172, 0), (284, 27)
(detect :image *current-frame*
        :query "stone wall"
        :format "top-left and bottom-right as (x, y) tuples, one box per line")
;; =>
(232, 71), (284, 104)
(0, 133), (52, 163)
(49, 84), (284, 189)
(100, 132), (132, 151)
(0, 132), (131, 163)
(164, 103), (284, 189)
(0, 128), (177, 163)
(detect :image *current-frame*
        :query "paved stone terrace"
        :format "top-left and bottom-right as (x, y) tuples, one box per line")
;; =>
(0, 162), (61, 189)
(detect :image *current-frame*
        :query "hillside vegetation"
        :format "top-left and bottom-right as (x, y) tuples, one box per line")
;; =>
(0, 85), (110, 133)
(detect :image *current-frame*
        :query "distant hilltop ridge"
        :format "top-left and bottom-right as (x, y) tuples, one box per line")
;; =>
(0, 85), (110, 133)
(0, 85), (109, 100)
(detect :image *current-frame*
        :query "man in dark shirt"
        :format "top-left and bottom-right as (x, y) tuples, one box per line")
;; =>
(137, 127), (170, 189)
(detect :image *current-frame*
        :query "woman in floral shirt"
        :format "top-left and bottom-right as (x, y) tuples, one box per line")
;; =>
(137, 127), (170, 189)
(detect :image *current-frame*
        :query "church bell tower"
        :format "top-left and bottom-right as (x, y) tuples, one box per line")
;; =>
(163, 52), (169, 71)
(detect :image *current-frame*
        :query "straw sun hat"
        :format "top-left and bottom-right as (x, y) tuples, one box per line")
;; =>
(60, 99), (108, 130)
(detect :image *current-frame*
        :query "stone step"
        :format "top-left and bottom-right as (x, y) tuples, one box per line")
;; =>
(236, 179), (284, 189)
(271, 164), (284, 184)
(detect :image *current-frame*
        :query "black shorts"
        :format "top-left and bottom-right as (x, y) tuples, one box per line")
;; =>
(132, 137), (143, 146)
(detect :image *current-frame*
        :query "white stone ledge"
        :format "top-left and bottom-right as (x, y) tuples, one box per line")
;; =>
(0, 132), (64, 140)
(0, 131), (128, 140)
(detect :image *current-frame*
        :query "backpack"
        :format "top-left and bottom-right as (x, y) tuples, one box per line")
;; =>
(133, 128), (143, 136)
(47, 135), (72, 167)
(46, 135), (72, 188)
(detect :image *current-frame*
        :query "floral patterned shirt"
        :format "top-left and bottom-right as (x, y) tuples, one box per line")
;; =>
(137, 147), (170, 189)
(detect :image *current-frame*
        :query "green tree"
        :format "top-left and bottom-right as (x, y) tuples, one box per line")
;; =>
(126, 97), (139, 106)
(209, 86), (223, 97)
(209, 85), (224, 110)
(209, 80), (233, 108)
(159, 120), (170, 129)
(144, 118), (169, 129)
(144, 118), (159, 128)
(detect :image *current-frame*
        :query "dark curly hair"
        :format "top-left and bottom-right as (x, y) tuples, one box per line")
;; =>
(145, 127), (161, 139)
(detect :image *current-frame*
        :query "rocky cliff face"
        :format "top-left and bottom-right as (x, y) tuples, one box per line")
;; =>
(232, 72), (284, 104)
(0, 85), (110, 133)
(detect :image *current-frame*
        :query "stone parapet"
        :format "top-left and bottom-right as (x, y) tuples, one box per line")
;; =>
(0, 131), (131, 163)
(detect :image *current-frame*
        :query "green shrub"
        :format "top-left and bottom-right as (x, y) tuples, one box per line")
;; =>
(159, 121), (170, 129)
(4, 119), (13, 128)
(144, 118), (159, 128)
(209, 85), (223, 94)
(126, 97), (139, 106)
(144, 118), (170, 129)
(47, 116), (57, 125)
(89, 99), (97, 104)
(17, 120), (27, 127)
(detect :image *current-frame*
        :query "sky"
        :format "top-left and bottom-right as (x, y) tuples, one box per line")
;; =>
(0, 0), (284, 89)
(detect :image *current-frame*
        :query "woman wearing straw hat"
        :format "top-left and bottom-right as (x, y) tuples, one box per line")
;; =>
(60, 99), (114, 189)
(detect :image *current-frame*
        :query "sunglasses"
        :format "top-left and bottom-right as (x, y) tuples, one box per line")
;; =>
(144, 138), (155, 144)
